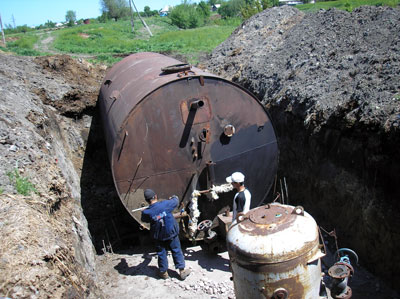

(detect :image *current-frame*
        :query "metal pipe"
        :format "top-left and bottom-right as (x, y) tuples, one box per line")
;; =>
(207, 161), (216, 185)
(173, 211), (188, 219)
(190, 99), (205, 110)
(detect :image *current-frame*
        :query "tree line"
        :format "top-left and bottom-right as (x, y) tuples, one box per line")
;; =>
(97, 0), (282, 29)
(2, 0), (291, 35)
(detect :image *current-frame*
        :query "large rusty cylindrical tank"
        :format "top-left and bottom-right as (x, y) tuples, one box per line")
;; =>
(98, 52), (278, 237)
(227, 203), (325, 298)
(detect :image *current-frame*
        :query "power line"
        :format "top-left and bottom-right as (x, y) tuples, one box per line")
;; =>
(0, 13), (6, 46)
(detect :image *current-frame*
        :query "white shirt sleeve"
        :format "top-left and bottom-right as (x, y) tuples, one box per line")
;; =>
(232, 193), (238, 222)
(242, 189), (251, 214)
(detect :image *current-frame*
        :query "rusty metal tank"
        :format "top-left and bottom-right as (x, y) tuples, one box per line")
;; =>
(226, 203), (325, 298)
(98, 52), (278, 237)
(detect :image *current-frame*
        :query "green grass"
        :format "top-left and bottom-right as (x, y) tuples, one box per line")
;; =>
(52, 16), (238, 64)
(0, 187), (3, 194)
(151, 25), (238, 63)
(5, 33), (42, 56)
(297, 0), (400, 12)
(52, 17), (178, 55)
(7, 169), (37, 196)
(1, 15), (239, 64)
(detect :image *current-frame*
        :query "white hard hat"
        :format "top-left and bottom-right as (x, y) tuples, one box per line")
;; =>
(226, 172), (245, 183)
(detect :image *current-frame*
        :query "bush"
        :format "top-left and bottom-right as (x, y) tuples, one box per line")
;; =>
(4, 25), (34, 35)
(218, 0), (245, 18)
(168, 2), (206, 29)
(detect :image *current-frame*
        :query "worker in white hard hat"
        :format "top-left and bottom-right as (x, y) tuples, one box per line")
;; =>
(226, 172), (251, 224)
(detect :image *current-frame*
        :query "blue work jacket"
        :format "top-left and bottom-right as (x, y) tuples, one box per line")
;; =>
(141, 196), (179, 241)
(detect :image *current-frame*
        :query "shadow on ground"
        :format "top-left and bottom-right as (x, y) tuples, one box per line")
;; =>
(80, 105), (144, 253)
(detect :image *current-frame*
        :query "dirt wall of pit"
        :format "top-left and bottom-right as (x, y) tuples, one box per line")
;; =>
(0, 53), (106, 298)
(205, 5), (400, 290)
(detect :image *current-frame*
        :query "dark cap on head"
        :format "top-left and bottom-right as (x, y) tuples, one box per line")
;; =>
(144, 189), (156, 201)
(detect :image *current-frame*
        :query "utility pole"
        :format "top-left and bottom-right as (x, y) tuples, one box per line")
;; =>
(0, 14), (6, 46)
(128, 0), (135, 33)
(130, 0), (153, 37)
(12, 14), (15, 28)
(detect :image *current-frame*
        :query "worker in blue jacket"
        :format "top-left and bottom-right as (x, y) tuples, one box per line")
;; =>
(141, 189), (191, 280)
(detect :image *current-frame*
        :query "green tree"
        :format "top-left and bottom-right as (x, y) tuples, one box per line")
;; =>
(19, 25), (30, 34)
(198, 1), (211, 18)
(169, 2), (205, 29)
(65, 10), (76, 26)
(45, 20), (56, 28)
(144, 5), (151, 16)
(218, 0), (245, 18)
(240, 0), (278, 19)
(100, 0), (129, 21)
(4, 24), (33, 34)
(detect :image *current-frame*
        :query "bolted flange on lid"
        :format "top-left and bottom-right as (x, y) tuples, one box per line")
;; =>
(227, 203), (321, 265)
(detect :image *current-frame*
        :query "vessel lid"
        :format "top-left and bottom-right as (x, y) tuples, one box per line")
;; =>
(227, 203), (320, 264)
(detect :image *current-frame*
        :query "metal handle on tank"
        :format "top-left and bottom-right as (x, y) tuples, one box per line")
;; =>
(161, 63), (191, 73)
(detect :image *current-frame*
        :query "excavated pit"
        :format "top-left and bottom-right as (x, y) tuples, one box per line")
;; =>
(1, 5), (399, 298)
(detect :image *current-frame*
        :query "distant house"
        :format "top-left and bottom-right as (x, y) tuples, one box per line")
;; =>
(83, 19), (90, 25)
(159, 5), (171, 17)
(211, 4), (221, 11)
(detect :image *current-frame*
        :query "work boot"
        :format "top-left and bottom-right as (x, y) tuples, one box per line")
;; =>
(179, 268), (191, 280)
(158, 270), (169, 279)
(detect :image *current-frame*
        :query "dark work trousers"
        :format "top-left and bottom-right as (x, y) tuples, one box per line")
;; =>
(155, 235), (185, 272)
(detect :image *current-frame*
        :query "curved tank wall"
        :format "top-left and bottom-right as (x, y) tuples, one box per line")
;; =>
(98, 52), (279, 235)
(227, 203), (324, 298)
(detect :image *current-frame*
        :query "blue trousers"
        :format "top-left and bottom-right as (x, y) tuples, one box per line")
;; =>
(155, 235), (185, 272)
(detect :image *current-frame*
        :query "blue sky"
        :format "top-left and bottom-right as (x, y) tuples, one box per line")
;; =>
(0, 0), (184, 28)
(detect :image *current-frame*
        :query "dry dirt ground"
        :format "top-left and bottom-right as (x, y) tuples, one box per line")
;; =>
(96, 245), (235, 299)
(94, 241), (399, 299)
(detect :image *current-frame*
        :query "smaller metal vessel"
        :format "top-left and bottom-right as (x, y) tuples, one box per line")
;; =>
(227, 203), (325, 298)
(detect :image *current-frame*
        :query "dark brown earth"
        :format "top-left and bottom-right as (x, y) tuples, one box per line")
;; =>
(204, 4), (400, 294)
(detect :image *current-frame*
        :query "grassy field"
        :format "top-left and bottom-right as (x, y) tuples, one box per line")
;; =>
(51, 17), (240, 64)
(0, 1), (398, 65)
(0, 16), (240, 65)
(1, 33), (42, 56)
(297, 0), (399, 11)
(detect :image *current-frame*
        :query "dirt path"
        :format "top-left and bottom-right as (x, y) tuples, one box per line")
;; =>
(34, 31), (97, 59)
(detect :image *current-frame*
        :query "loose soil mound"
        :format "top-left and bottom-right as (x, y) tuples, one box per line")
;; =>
(205, 5), (400, 292)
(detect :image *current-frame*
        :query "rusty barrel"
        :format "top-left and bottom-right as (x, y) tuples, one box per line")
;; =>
(98, 52), (279, 232)
(227, 203), (325, 298)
